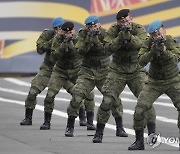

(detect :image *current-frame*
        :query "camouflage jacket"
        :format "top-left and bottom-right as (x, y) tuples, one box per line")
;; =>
(75, 27), (110, 68)
(104, 22), (148, 73)
(50, 34), (81, 69)
(139, 35), (180, 80)
(36, 29), (55, 65)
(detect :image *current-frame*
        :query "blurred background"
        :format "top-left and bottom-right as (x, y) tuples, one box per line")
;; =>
(0, 0), (179, 75)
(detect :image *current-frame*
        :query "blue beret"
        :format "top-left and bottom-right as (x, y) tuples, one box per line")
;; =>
(84, 15), (99, 25)
(147, 20), (163, 34)
(52, 17), (64, 28)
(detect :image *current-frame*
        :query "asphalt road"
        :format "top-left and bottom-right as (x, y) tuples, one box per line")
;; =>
(0, 77), (179, 154)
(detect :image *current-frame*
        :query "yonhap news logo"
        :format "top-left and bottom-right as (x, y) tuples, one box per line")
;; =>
(147, 132), (179, 148)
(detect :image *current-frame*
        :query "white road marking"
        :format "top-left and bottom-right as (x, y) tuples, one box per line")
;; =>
(4, 78), (170, 100)
(0, 97), (178, 148)
(0, 87), (177, 124)
(3, 78), (174, 108)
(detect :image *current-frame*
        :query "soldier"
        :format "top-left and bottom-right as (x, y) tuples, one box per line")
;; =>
(92, 9), (156, 143)
(128, 20), (180, 150)
(20, 17), (64, 126)
(20, 18), (86, 128)
(39, 21), (95, 130)
(64, 15), (127, 137)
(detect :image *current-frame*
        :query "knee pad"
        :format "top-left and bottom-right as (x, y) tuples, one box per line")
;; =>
(45, 90), (56, 103)
(74, 95), (83, 104)
(27, 87), (40, 101)
(70, 95), (83, 109)
(100, 95), (114, 111)
(134, 106), (145, 121)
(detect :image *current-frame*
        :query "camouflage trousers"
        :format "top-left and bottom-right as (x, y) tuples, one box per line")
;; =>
(97, 68), (156, 124)
(25, 62), (53, 109)
(44, 65), (94, 113)
(67, 66), (122, 117)
(134, 75), (180, 130)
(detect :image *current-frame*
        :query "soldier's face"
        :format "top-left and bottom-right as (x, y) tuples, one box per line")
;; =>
(86, 23), (100, 31)
(117, 15), (132, 28)
(63, 29), (75, 37)
(150, 27), (166, 41)
(54, 27), (62, 34)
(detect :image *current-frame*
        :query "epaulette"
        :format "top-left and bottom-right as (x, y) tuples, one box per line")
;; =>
(78, 28), (84, 33)
(43, 29), (50, 32)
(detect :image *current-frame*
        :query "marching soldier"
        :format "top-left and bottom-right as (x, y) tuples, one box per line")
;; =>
(128, 20), (180, 150)
(40, 21), (95, 130)
(64, 15), (127, 137)
(20, 17), (64, 126)
(93, 9), (156, 143)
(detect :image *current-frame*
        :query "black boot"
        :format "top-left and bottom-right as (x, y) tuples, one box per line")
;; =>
(65, 116), (76, 137)
(115, 117), (128, 137)
(87, 112), (96, 130)
(40, 112), (52, 130)
(179, 129), (180, 151)
(20, 109), (33, 125)
(92, 123), (105, 143)
(147, 122), (156, 135)
(128, 130), (144, 150)
(79, 107), (87, 126)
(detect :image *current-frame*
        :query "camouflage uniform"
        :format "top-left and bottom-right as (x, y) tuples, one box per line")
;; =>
(41, 31), (94, 129)
(64, 27), (109, 135)
(20, 29), (56, 126)
(66, 25), (127, 136)
(26, 30), (55, 109)
(129, 35), (180, 150)
(20, 27), (87, 128)
(67, 27), (108, 114)
(93, 22), (156, 143)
